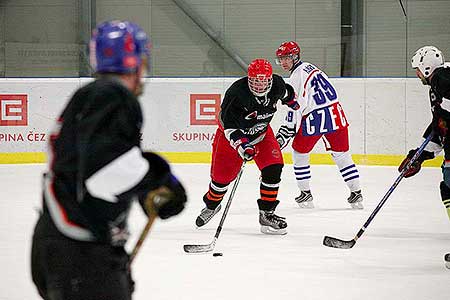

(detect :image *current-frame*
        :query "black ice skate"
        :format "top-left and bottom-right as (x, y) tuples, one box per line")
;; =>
(195, 204), (221, 227)
(295, 190), (314, 208)
(445, 253), (450, 270)
(259, 210), (287, 235)
(348, 190), (363, 209)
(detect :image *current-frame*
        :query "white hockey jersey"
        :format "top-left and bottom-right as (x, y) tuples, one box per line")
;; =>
(283, 62), (348, 136)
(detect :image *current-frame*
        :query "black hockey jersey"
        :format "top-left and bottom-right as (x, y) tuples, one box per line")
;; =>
(219, 74), (295, 145)
(43, 77), (164, 245)
(423, 67), (450, 146)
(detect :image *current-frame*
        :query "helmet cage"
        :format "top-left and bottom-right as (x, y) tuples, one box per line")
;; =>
(248, 75), (273, 97)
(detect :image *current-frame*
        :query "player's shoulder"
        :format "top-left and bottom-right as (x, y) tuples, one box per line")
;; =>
(297, 61), (322, 75)
(432, 67), (450, 88)
(226, 77), (249, 96)
(272, 73), (286, 85)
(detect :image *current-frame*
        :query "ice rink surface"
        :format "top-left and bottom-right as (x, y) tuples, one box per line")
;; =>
(0, 163), (449, 300)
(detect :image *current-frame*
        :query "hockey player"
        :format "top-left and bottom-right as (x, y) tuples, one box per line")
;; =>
(274, 41), (363, 209)
(31, 21), (187, 300)
(398, 45), (450, 269)
(195, 58), (300, 235)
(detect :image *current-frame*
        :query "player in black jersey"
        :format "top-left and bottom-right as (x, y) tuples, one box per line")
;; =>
(31, 21), (187, 299)
(398, 46), (450, 269)
(195, 58), (300, 235)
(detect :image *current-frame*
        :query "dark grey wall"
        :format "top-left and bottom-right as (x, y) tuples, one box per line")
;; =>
(0, 0), (449, 77)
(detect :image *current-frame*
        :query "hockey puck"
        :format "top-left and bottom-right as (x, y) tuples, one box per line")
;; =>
(212, 252), (223, 257)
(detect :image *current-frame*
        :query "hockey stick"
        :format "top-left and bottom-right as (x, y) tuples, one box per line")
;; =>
(323, 133), (433, 249)
(129, 187), (171, 265)
(129, 210), (157, 265)
(183, 162), (246, 253)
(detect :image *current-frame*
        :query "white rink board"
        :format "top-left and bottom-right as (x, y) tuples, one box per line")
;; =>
(0, 77), (430, 155)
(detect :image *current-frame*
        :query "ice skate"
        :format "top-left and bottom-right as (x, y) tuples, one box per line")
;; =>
(348, 190), (363, 209)
(195, 204), (221, 227)
(295, 190), (314, 208)
(259, 210), (287, 235)
(445, 253), (450, 270)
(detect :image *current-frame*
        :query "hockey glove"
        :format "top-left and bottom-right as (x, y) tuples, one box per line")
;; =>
(237, 142), (256, 161)
(398, 148), (435, 178)
(284, 99), (300, 110)
(281, 83), (300, 110)
(141, 152), (187, 219)
(276, 125), (296, 150)
(144, 174), (187, 220)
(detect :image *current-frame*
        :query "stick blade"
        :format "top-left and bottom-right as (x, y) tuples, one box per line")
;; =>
(183, 243), (215, 253)
(323, 236), (356, 249)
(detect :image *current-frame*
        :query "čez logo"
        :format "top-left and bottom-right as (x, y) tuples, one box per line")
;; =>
(0, 94), (28, 126)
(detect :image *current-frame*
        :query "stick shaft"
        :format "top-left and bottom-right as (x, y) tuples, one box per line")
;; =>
(129, 206), (158, 265)
(353, 134), (433, 241)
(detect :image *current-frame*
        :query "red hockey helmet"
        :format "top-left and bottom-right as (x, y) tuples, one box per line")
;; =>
(275, 41), (300, 64)
(247, 59), (273, 97)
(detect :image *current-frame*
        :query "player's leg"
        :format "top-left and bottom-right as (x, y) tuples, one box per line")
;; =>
(32, 213), (133, 300)
(196, 129), (242, 227)
(291, 133), (321, 208)
(440, 171), (450, 269)
(324, 127), (363, 209)
(254, 127), (287, 235)
(441, 162), (450, 220)
(31, 216), (50, 300)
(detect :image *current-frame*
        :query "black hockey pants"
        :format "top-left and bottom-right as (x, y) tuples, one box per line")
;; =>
(31, 213), (134, 300)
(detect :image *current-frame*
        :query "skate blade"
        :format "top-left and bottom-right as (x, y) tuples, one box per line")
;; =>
(260, 226), (287, 235)
(297, 201), (314, 209)
(349, 202), (363, 209)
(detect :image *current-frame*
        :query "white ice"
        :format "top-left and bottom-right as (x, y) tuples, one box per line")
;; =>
(0, 163), (449, 300)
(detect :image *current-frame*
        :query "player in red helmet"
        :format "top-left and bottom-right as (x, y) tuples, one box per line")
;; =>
(195, 58), (300, 235)
(275, 41), (363, 209)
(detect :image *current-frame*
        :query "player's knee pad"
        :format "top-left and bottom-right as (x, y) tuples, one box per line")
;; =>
(439, 181), (450, 200)
(261, 164), (283, 184)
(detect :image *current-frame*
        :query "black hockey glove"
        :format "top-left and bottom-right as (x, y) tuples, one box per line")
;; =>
(141, 152), (187, 219)
(276, 125), (296, 150)
(281, 83), (300, 110)
(398, 148), (435, 178)
(237, 142), (256, 161)
(144, 174), (187, 219)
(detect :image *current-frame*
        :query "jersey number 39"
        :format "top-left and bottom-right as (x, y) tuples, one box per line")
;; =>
(311, 74), (337, 105)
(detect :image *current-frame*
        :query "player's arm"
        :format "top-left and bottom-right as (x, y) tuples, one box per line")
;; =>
(276, 109), (297, 150)
(220, 92), (256, 161)
(398, 123), (441, 177)
(280, 83), (300, 110)
(80, 87), (186, 219)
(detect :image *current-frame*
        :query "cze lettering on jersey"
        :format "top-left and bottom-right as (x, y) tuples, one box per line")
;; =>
(301, 102), (347, 136)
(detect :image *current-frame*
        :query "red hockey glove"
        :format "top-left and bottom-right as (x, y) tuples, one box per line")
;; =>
(398, 149), (435, 178)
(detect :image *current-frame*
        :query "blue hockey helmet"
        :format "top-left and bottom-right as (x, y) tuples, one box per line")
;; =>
(90, 20), (150, 74)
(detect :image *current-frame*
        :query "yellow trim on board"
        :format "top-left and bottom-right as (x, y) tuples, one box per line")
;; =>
(0, 151), (443, 167)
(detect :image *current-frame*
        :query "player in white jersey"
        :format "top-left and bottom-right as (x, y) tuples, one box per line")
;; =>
(275, 41), (363, 209)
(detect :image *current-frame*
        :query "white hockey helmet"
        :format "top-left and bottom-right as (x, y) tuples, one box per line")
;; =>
(411, 46), (444, 78)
